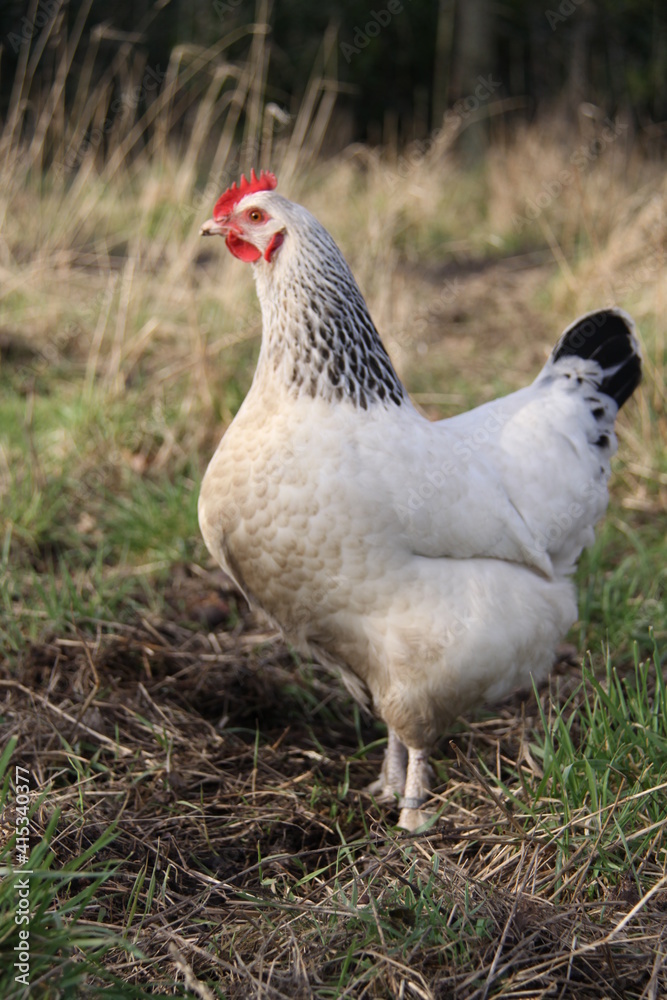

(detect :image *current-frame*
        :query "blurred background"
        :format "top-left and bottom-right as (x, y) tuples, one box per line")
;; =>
(1, 0), (666, 151)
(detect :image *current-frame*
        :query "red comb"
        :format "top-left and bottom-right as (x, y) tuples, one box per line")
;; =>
(213, 169), (278, 219)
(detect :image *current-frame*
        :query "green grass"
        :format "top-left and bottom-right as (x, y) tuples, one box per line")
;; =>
(0, 739), (168, 1000)
(505, 644), (667, 892)
(577, 518), (667, 660)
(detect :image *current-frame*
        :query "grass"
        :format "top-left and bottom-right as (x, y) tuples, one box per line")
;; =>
(2, 617), (665, 997)
(1, 10), (666, 997)
(0, 738), (147, 998)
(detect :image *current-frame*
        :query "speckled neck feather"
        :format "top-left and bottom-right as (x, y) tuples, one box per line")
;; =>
(253, 206), (406, 409)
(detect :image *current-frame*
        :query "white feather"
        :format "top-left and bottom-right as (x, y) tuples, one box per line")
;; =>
(198, 187), (641, 829)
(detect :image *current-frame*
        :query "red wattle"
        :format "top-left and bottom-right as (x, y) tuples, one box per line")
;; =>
(265, 232), (285, 261)
(226, 232), (261, 262)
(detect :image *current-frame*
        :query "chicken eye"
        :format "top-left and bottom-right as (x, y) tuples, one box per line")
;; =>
(248, 209), (264, 223)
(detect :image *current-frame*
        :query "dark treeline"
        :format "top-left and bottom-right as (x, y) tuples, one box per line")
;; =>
(1, 0), (665, 148)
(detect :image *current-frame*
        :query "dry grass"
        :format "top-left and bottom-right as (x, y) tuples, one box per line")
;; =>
(1, 575), (665, 998)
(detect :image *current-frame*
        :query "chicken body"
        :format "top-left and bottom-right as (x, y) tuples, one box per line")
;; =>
(199, 176), (641, 830)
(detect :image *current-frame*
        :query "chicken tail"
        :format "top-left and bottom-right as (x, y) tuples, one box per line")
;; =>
(549, 308), (642, 408)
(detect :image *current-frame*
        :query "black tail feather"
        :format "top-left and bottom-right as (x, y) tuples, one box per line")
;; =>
(551, 308), (642, 408)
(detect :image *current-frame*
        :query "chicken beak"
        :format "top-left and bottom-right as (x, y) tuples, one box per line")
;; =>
(200, 217), (226, 237)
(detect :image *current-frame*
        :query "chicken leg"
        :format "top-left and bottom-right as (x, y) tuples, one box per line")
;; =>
(367, 728), (408, 802)
(368, 730), (434, 831)
(398, 746), (434, 832)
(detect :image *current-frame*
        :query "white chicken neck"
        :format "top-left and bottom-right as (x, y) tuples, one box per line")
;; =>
(251, 199), (406, 409)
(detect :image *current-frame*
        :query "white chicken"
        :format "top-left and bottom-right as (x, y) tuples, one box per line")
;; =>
(198, 169), (641, 830)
